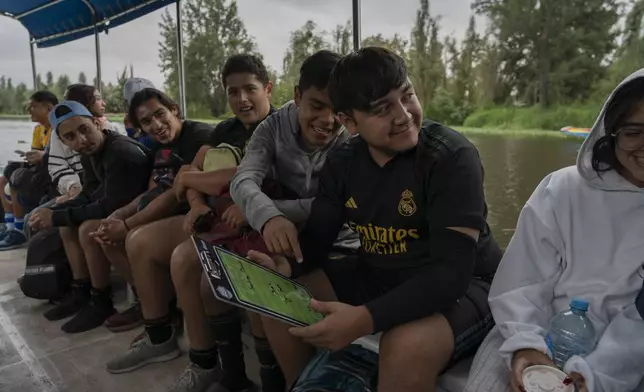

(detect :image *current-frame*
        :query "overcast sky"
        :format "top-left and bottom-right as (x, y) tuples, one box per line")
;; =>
(0, 0), (476, 90)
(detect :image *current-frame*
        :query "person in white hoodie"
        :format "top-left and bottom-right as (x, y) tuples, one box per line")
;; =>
(464, 69), (644, 392)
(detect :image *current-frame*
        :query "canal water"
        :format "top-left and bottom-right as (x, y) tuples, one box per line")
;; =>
(0, 120), (581, 248)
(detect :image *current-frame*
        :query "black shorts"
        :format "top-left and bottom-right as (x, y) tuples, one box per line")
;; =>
(324, 259), (495, 365)
(3, 161), (27, 180)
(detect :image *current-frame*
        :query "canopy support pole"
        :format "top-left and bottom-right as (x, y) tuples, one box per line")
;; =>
(94, 25), (102, 94)
(29, 37), (37, 89)
(176, 0), (187, 119)
(352, 0), (361, 51)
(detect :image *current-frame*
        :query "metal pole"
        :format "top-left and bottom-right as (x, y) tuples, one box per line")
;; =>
(352, 0), (361, 51)
(94, 24), (102, 94)
(176, 0), (187, 119)
(29, 37), (37, 89)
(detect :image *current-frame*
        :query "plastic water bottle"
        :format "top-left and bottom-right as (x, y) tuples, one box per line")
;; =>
(545, 298), (596, 369)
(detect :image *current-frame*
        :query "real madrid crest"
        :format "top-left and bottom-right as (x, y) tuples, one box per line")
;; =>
(398, 189), (417, 217)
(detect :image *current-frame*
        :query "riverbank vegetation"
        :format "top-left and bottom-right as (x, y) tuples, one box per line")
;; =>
(1, 0), (643, 131)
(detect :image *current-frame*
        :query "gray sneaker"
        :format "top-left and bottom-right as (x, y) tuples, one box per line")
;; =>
(106, 330), (181, 374)
(167, 363), (221, 392)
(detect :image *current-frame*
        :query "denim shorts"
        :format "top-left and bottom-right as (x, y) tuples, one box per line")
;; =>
(291, 345), (379, 392)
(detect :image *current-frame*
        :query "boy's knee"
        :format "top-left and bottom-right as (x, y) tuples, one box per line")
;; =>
(380, 314), (454, 374)
(59, 226), (78, 242)
(124, 225), (147, 258)
(170, 240), (200, 286)
(78, 220), (101, 243)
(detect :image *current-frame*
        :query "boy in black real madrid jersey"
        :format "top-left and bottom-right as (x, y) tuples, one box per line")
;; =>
(250, 47), (502, 391)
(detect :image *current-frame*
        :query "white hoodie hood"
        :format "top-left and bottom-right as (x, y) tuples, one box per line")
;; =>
(577, 68), (644, 192)
(489, 69), (644, 392)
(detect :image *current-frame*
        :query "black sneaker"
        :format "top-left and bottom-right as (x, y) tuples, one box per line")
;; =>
(61, 299), (116, 334)
(44, 286), (90, 321)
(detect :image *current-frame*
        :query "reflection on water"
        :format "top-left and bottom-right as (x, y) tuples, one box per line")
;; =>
(0, 120), (581, 248)
(469, 134), (580, 248)
(0, 120), (34, 165)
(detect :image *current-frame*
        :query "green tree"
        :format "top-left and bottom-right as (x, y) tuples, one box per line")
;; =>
(281, 21), (328, 88)
(35, 74), (44, 91)
(103, 67), (130, 113)
(55, 74), (71, 98)
(78, 72), (87, 85)
(594, 0), (644, 99)
(45, 72), (54, 89)
(473, 0), (620, 107)
(0, 76), (8, 113)
(159, 0), (259, 117)
(159, 8), (179, 101)
(14, 83), (29, 113)
(331, 20), (352, 55)
(272, 20), (328, 107)
(361, 33), (409, 59)
(409, 0), (445, 109)
(452, 16), (480, 106)
(473, 33), (506, 107)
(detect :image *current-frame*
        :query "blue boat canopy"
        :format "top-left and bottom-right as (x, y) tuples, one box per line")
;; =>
(0, 0), (176, 48)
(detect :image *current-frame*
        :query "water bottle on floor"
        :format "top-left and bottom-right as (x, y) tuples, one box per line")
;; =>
(546, 298), (596, 369)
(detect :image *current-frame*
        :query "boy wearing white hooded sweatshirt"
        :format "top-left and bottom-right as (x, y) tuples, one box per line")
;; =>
(464, 69), (644, 392)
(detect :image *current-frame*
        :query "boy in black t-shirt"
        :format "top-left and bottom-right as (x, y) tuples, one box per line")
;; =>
(249, 47), (502, 391)
(32, 100), (151, 334)
(44, 89), (213, 334)
(104, 55), (281, 392)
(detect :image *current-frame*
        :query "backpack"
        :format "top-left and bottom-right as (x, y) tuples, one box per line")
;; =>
(19, 227), (72, 301)
(291, 345), (379, 392)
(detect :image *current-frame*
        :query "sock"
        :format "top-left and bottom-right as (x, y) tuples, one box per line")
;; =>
(168, 296), (178, 312)
(90, 286), (113, 307)
(4, 213), (14, 231)
(14, 217), (24, 232)
(209, 310), (249, 390)
(189, 347), (218, 370)
(145, 314), (173, 345)
(253, 336), (286, 392)
(71, 278), (91, 292)
(254, 336), (286, 392)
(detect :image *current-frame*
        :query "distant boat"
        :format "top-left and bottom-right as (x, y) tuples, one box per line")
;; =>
(560, 126), (591, 138)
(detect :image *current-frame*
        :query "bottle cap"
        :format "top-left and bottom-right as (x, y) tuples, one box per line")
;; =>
(522, 365), (574, 392)
(570, 298), (589, 312)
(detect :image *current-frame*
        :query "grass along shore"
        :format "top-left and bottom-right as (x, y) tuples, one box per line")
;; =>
(455, 126), (578, 138)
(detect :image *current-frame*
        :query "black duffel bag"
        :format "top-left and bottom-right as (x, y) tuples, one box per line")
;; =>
(19, 227), (72, 301)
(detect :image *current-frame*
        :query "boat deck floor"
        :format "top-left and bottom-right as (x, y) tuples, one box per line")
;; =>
(0, 248), (261, 392)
